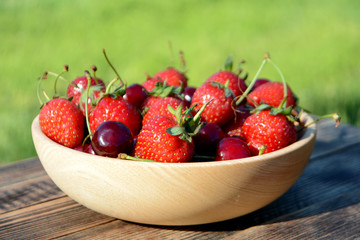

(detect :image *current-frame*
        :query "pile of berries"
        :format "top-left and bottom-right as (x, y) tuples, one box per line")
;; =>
(37, 50), (340, 163)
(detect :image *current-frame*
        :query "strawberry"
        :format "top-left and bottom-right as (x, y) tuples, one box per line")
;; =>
(142, 77), (163, 92)
(241, 109), (297, 155)
(205, 57), (247, 97)
(67, 76), (105, 115)
(133, 102), (210, 162)
(142, 97), (183, 126)
(206, 71), (246, 97)
(140, 81), (183, 113)
(190, 81), (234, 126)
(89, 96), (142, 136)
(248, 81), (296, 108)
(134, 115), (195, 163)
(153, 67), (188, 88)
(39, 98), (85, 148)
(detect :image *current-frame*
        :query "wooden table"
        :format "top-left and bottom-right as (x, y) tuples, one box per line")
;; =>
(1, 119), (360, 239)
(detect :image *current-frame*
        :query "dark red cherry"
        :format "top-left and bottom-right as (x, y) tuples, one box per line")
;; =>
(123, 83), (148, 108)
(73, 143), (96, 155)
(91, 121), (133, 158)
(215, 137), (252, 161)
(223, 105), (251, 137)
(193, 122), (225, 156)
(67, 76), (106, 115)
(183, 86), (196, 108)
(252, 78), (270, 91)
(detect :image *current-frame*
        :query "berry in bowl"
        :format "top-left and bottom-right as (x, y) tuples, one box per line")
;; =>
(32, 51), (338, 225)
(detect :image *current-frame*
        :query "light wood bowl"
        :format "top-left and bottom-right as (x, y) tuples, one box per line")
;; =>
(31, 113), (316, 226)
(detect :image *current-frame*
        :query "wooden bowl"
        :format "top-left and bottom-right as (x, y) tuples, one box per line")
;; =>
(31, 113), (316, 226)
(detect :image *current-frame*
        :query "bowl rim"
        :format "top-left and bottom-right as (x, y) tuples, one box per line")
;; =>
(32, 112), (316, 167)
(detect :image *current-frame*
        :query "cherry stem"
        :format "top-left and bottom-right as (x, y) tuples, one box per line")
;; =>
(304, 113), (341, 128)
(179, 50), (186, 72)
(168, 41), (175, 67)
(258, 145), (267, 155)
(91, 65), (99, 85)
(42, 89), (50, 101)
(46, 71), (69, 83)
(267, 58), (288, 110)
(236, 53), (269, 105)
(118, 153), (158, 162)
(102, 49), (127, 89)
(53, 65), (69, 96)
(37, 75), (46, 105)
(84, 71), (93, 140)
(105, 77), (120, 94)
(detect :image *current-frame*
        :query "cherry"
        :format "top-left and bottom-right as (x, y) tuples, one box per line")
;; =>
(91, 121), (133, 158)
(123, 83), (148, 108)
(193, 122), (225, 156)
(223, 105), (251, 137)
(73, 143), (96, 155)
(215, 137), (252, 161)
(252, 78), (270, 91)
(183, 86), (196, 108)
(67, 76), (105, 114)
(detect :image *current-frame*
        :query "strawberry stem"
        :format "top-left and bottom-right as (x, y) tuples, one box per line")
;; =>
(118, 153), (158, 162)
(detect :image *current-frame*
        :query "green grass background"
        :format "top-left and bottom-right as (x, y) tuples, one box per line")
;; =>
(1, 0), (359, 165)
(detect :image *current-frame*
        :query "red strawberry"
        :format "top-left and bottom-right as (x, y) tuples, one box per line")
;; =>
(206, 71), (246, 97)
(142, 77), (162, 92)
(89, 96), (142, 136)
(66, 76), (105, 115)
(140, 81), (184, 113)
(153, 67), (188, 88)
(191, 81), (234, 126)
(39, 98), (85, 148)
(242, 109), (297, 155)
(134, 115), (195, 163)
(142, 97), (183, 126)
(248, 81), (296, 108)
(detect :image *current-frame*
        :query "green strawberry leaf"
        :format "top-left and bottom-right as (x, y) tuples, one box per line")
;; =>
(224, 55), (233, 72)
(270, 105), (293, 116)
(166, 126), (185, 136)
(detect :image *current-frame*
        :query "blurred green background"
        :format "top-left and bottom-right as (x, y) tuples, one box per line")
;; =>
(1, 0), (359, 165)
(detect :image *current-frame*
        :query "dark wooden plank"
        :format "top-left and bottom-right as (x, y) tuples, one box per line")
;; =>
(223, 202), (360, 239)
(0, 157), (46, 188)
(0, 197), (116, 240)
(312, 120), (360, 157)
(0, 175), (64, 214)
